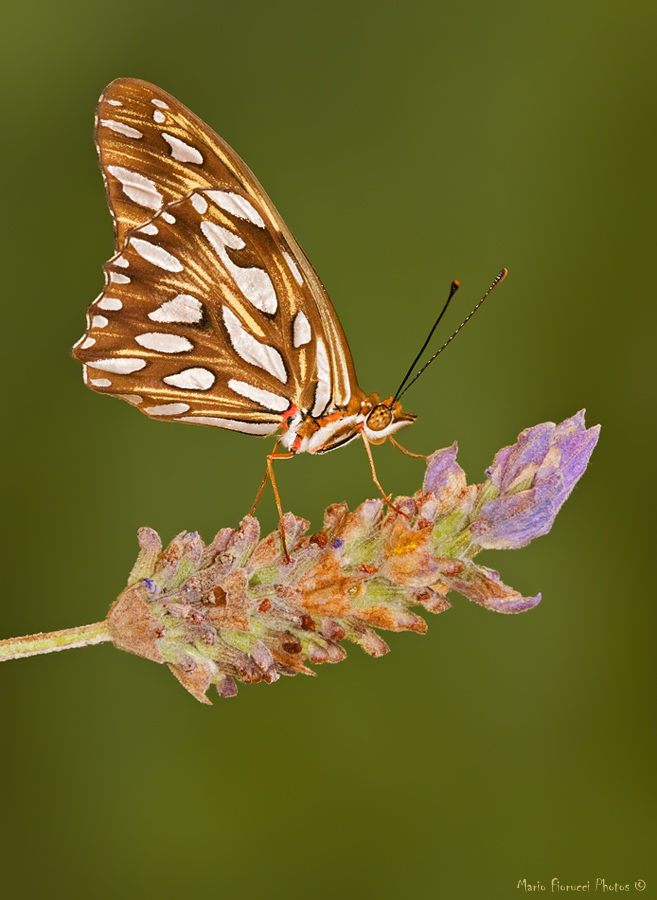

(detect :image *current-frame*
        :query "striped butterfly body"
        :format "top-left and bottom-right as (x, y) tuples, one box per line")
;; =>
(73, 78), (416, 463)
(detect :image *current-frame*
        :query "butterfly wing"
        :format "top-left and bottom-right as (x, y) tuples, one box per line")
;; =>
(75, 78), (358, 427)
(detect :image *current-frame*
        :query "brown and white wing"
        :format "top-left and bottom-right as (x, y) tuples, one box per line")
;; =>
(91, 77), (358, 411)
(73, 186), (354, 432)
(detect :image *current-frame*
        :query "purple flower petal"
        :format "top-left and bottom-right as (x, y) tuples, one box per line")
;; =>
(473, 412), (600, 550)
(551, 425), (601, 501)
(554, 408), (587, 440)
(141, 577), (159, 597)
(471, 488), (559, 549)
(423, 442), (466, 503)
(449, 563), (542, 614)
(487, 423), (553, 493)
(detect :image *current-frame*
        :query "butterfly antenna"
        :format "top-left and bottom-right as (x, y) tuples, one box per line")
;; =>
(395, 268), (508, 402)
(393, 279), (460, 402)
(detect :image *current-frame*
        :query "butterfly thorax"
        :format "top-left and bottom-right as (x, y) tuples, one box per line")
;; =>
(280, 392), (416, 455)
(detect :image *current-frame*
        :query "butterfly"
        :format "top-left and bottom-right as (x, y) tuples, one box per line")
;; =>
(72, 78), (505, 533)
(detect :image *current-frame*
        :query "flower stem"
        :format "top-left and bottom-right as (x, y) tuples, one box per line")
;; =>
(0, 621), (111, 662)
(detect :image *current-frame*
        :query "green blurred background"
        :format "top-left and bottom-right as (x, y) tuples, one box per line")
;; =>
(1, 1), (654, 897)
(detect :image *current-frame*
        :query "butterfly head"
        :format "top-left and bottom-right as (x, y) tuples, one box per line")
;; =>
(362, 394), (416, 445)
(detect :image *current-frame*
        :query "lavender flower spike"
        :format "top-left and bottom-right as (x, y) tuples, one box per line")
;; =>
(470, 410), (600, 550)
(0, 410), (600, 703)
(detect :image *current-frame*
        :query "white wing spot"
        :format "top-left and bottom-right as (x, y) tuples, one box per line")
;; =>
(80, 337), (96, 349)
(97, 297), (122, 311)
(201, 221), (244, 250)
(107, 99), (122, 107)
(114, 256), (129, 267)
(228, 380), (290, 412)
(163, 368), (216, 390)
(180, 416), (278, 434)
(88, 358), (147, 374)
(151, 98), (169, 109)
(91, 315), (108, 329)
(107, 166), (162, 210)
(90, 378), (112, 387)
(162, 132), (203, 165)
(222, 306), (287, 383)
(109, 271), (131, 283)
(283, 250), (304, 285)
(139, 223), (158, 235)
(130, 237), (183, 271)
(191, 193), (208, 214)
(100, 119), (143, 139)
(153, 110), (166, 124)
(293, 310), (312, 347)
(143, 402), (191, 416)
(205, 191), (265, 228)
(148, 294), (203, 324)
(135, 333), (194, 353)
(202, 222), (277, 314)
(161, 211), (175, 224)
(311, 338), (332, 416)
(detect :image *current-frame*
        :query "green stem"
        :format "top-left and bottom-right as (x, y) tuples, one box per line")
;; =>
(0, 621), (111, 662)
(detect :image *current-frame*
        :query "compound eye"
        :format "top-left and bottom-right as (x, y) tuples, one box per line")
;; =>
(366, 404), (393, 432)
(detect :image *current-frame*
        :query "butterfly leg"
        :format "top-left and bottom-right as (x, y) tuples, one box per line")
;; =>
(250, 443), (296, 562)
(268, 451), (297, 562)
(250, 467), (271, 518)
(389, 436), (427, 460)
(250, 440), (282, 516)
(361, 434), (410, 518)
